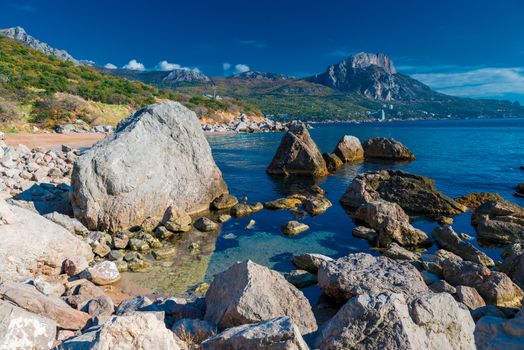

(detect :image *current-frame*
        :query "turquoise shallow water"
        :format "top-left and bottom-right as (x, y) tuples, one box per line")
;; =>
(203, 118), (524, 280)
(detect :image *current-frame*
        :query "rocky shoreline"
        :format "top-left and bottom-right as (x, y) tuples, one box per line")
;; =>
(1, 101), (523, 349)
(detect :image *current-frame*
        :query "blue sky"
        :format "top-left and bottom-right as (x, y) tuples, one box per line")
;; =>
(1, 0), (524, 102)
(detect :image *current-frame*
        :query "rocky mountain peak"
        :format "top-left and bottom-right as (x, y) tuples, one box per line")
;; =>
(231, 71), (291, 81)
(162, 69), (211, 83)
(349, 52), (397, 74)
(0, 26), (78, 63)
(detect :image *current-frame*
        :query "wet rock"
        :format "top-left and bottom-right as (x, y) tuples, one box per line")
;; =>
(456, 285), (486, 310)
(172, 318), (217, 344)
(303, 196), (332, 216)
(211, 193), (239, 210)
(292, 253), (333, 273)
(0, 282), (89, 330)
(162, 205), (192, 232)
(154, 226), (172, 240)
(497, 243), (524, 289)
(316, 292), (475, 350)
(85, 261), (121, 286)
(432, 225), (494, 267)
(0, 299), (56, 350)
(194, 217), (219, 232)
(63, 256), (89, 276)
(340, 170), (466, 216)
(351, 226), (378, 241)
(472, 199), (524, 244)
(72, 101), (228, 232)
(455, 192), (503, 209)
(362, 137), (415, 161)
(204, 260), (317, 334)
(152, 246), (177, 260)
(442, 259), (524, 307)
(334, 135), (364, 162)
(61, 312), (186, 350)
(245, 219), (256, 229)
(201, 316), (309, 350)
(323, 153), (343, 172)
(230, 203), (262, 217)
(267, 123), (328, 177)
(281, 221), (310, 235)
(285, 269), (317, 288)
(0, 201), (93, 282)
(383, 242), (420, 261)
(264, 197), (303, 210)
(474, 306), (524, 350)
(353, 200), (430, 247)
(317, 253), (428, 302)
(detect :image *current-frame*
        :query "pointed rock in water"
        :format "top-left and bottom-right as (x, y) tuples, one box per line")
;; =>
(353, 200), (430, 247)
(316, 292), (475, 350)
(340, 170), (466, 215)
(334, 135), (364, 162)
(204, 260), (317, 334)
(267, 123), (328, 176)
(71, 101), (228, 232)
(362, 137), (415, 160)
(202, 317), (309, 350)
(281, 221), (310, 235)
(472, 199), (524, 244)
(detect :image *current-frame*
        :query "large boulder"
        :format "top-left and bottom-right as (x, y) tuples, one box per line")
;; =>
(353, 200), (430, 247)
(362, 137), (415, 161)
(333, 135), (364, 162)
(432, 225), (494, 267)
(201, 317), (309, 350)
(0, 201), (93, 282)
(472, 199), (524, 244)
(266, 123), (328, 177)
(61, 312), (186, 350)
(0, 282), (90, 330)
(316, 292), (475, 350)
(204, 260), (317, 334)
(0, 300), (57, 350)
(71, 101), (228, 231)
(340, 170), (466, 215)
(317, 253), (429, 302)
(474, 306), (524, 350)
(442, 259), (524, 308)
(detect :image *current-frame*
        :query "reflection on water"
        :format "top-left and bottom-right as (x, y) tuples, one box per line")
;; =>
(121, 118), (524, 296)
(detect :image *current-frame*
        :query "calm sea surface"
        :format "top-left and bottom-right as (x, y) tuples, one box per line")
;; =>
(120, 118), (524, 296)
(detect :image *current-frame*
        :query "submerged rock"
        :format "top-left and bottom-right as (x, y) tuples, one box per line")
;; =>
(204, 260), (317, 334)
(432, 225), (494, 267)
(334, 135), (364, 162)
(317, 253), (428, 302)
(202, 317), (309, 350)
(362, 137), (415, 161)
(316, 292), (475, 350)
(353, 200), (430, 247)
(340, 170), (466, 215)
(303, 196), (332, 216)
(72, 101), (228, 231)
(267, 123), (328, 177)
(472, 199), (524, 244)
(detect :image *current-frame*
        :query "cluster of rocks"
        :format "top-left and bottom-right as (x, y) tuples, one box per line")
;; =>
(0, 136), (77, 198)
(55, 119), (114, 134)
(201, 114), (290, 133)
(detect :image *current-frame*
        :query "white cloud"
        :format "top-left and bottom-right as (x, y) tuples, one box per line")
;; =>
(192, 67), (202, 74)
(123, 59), (145, 71)
(412, 67), (524, 99)
(104, 63), (117, 69)
(155, 60), (182, 71)
(234, 64), (250, 74)
(223, 62), (231, 71)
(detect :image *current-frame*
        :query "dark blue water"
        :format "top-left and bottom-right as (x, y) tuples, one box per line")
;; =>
(203, 118), (524, 280)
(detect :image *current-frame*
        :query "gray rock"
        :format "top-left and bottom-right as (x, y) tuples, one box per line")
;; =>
(362, 137), (415, 160)
(292, 253), (333, 273)
(267, 123), (328, 177)
(71, 101), (228, 232)
(0, 299), (57, 350)
(474, 306), (524, 350)
(334, 135), (364, 162)
(204, 260), (317, 334)
(383, 242), (421, 261)
(456, 285), (486, 310)
(353, 200), (430, 247)
(201, 316), (309, 350)
(316, 292), (475, 350)
(432, 225), (494, 267)
(43, 211), (89, 235)
(33, 276), (66, 297)
(86, 294), (114, 319)
(497, 243), (524, 290)
(115, 296), (157, 316)
(317, 253), (428, 302)
(428, 279), (456, 294)
(285, 269), (317, 288)
(472, 199), (524, 244)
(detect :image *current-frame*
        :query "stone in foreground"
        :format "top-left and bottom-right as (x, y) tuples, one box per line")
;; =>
(362, 137), (415, 160)
(204, 260), (317, 334)
(334, 135), (364, 162)
(202, 316), (309, 350)
(316, 292), (475, 350)
(267, 123), (328, 177)
(317, 253), (428, 302)
(72, 101), (227, 231)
